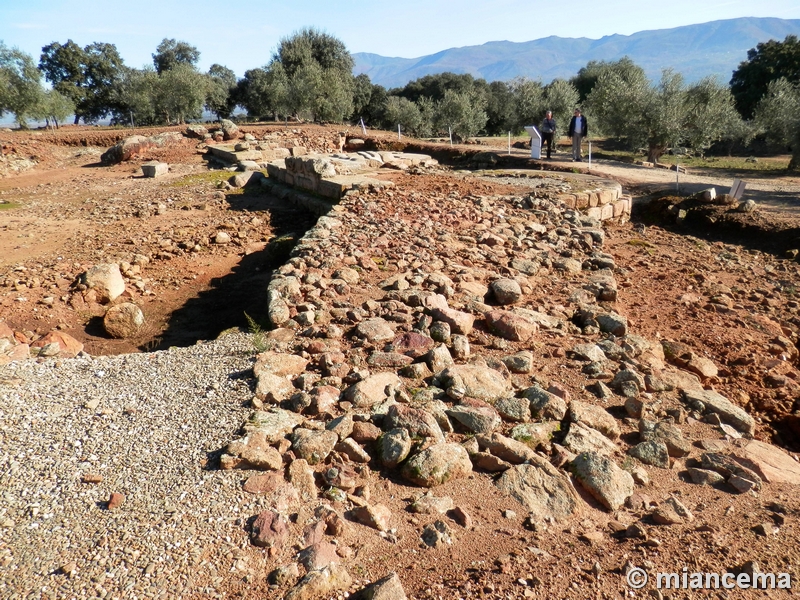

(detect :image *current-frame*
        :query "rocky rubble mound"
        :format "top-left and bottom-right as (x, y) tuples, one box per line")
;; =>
(100, 132), (186, 165)
(202, 180), (800, 595)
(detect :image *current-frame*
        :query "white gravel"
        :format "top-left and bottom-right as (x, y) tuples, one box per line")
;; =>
(0, 332), (269, 599)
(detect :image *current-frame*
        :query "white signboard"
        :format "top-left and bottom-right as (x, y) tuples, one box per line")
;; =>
(524, 126), (542, 159)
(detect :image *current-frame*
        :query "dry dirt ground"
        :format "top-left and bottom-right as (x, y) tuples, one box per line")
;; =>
(2, 124), (800, 599)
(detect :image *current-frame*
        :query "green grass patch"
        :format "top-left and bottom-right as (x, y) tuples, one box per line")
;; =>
(264, 234), (297, 263)
(0, 202), (20, 210)
(244, 312), (269, 353)
(592, 143), (789, 173)
(169, 170), (232, 187)
(657, 154), (787, 172)
(627, 239), (654, 248)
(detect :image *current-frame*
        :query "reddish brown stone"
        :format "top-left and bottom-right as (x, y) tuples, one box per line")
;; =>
(298, 541), (339, 570)
(107, 492), (125, 510)
(30, 331), (83, 358)
(251, 510), (289, 550)
(392, 332), (435, 358)
(450, 506), (473, 528)
(350, 421), (382, 443)
(6, 344), (30, 362)
(0, 321), (14, 340)
(484, 310), (538, 342)
(303, 520), (327, 546)
(81, 473), (103, 484)
(308, 385), (340, 415)
(243, 471), (285, 494)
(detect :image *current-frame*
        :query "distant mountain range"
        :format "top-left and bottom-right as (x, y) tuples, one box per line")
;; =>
(353, 17), (800, 89)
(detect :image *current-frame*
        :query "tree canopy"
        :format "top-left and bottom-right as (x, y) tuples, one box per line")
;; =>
(266, 28), (355, 122)
(0, 42), (45, 127)
(39, 40), (125, 123)
(730, 35), (800, 119)
(754, 78), (800, 170)
(570, 57), (644, 103)
(153, 39), (200, 74)
(205, 64), (237, 119)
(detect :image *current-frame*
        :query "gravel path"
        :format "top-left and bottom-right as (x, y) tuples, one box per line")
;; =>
(0, 332), (262, 599)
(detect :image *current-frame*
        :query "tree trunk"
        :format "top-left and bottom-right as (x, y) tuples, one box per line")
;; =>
(789, 134), (800, 172)
(789, 149), (800, 172)
(647, 144), (665, 164)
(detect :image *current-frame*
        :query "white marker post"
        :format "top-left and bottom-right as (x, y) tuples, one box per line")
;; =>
(360, 118), (367, 136)
(523, 126), (541, 159)
(449, 127), (453, 147)
(398, 124), (401, 140)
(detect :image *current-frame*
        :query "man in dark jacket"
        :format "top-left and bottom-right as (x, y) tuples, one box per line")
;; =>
(540, 111), (556, 159)
(567, 108), (588, 162)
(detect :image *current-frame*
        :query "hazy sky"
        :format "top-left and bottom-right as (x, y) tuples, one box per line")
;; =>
(2, 0), (799, 76)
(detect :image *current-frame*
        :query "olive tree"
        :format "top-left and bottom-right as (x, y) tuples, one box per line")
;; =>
(753, 78), (800, 170)
(32, 89), (75, 128)
(570, 57), (644, 103)
(205, 64), (237, 119)
(682, 77), (746, 157)
(272, 28), (355, 123)
(589, 68), (685, 163)
(509, 77), (544, 134)
(0, 42), (44, 127)
(434, 89), (487, 140)
(237, 64), (289, 120)
(154, 63), (208, 124)
(542, 79), (579, 136)
(112, 67), (159, 126)
(153, 39), (200, 74)
(384, 96), (423, 136)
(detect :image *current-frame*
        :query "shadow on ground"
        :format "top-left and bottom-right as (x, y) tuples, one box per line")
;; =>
(142, 183), (318, 351)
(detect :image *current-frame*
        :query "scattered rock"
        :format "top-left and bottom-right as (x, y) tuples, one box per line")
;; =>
(571, 452), (634, 511)
(687, 467), (725, 486)
(83, 263), (125, 303)
(410, 493), (454, 515)
(523, 386), (567, 421)
(378, 428), (413, 469)
(350, 572), (408, 600)
(484, 310), (538, 342)
(495, 456), (580, 522)
(103, 303), (145, 338)
(437, 365), (512, 403)
(250, 510), (289, 550)
(284, 564), (353, 600)
(421, 520), (455, 548)
(562, 422), (618, 457)
(107, 492), (125, 510)
(491, 279), (522, 305)
(291, 428), (338, 465)
(568, 400), (620, 440)
(351, 504), (392, 532)
(401, 443), (473, 487)
(345, 372), (403, 408)
(683, 389), (754, 436)
(730, 439), (800, 485)
(628, 440), (670, 468)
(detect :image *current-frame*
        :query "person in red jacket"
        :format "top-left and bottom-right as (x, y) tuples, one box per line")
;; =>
(567, 108), (588, 162)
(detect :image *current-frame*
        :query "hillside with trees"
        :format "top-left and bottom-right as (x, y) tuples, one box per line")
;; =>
(1, 24), (799, 169)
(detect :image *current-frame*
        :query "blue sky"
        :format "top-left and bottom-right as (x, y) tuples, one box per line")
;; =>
(1, 0), (799, 77)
